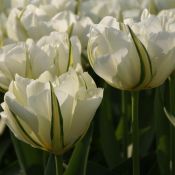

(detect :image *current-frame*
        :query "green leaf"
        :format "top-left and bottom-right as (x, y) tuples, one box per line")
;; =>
(154, 87), (170, 175)
(10, 132), (43, 175)
(99, 86), (122, 169)
(87, 162), (116, 175)
(111, 152), (158, 175)
(0, 139), (11, 164)
(44, 154), (56, 175)
(0, 161), (21, 175)
(164, 107), (175, 127)
(64, 124), (93, 175)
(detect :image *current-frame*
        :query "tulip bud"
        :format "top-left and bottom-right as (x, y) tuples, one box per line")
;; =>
(1, 69), (103, 154)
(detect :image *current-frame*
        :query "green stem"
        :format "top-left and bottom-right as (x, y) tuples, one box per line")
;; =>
(169, 76), (175, 175)
(55, 155), (63, 175)
(75, 0), (81, 15)
(131, 91), (140, 175)
(121, 91), (128, 159)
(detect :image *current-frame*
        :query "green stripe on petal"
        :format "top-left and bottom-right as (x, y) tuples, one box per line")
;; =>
(9, 109), (41, 148)
(87, 31), (95, 67)
(67, 24), (74, 71)
(67, 38), (73, 71)
(25, 47), (33, 78)
(127, 25), (153, 90)
(50, 82), (64, 153)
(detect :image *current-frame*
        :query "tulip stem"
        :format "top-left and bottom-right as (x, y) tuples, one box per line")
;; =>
(75, 0), (81, 15)
(121, 91), (128, 159)
(169, 76), (175, 175)
(131, 91), (140, 175)
(55, 155), (63, 175)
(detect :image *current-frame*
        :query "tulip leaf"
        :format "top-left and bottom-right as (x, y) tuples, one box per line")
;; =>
(44, 154), (56, 175)
(154, 87), (170, 175)
(164, 107), (175, 127)
(99, 86), (122, 169)
(127, 25), (152, 89)
(50, 82), (64, 149)
(0, 138), (11, 164)
(64, 124), (93, 175)
(0, 161), (20, 175)
(11, 132), (43, 175)
(87, 162), (116, 175)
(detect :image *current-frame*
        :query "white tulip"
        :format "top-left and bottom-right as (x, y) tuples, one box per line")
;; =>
(27, 32), (81, 76)
(0, 32), (81, 91)
(88, 16), (150, 90)
(88, 14), (175, 90)
(1, 69), (103, 154)
(6, 5), (53, 41)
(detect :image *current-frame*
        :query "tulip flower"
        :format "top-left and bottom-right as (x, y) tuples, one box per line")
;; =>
(6, 4), (53, 41)
(88, 16), (150, 90)
(0, 32), (81, 91)
(1, 69), (103, 154)
(88, 12), (175, 91)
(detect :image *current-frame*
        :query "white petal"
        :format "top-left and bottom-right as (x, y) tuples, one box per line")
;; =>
(67, 89), (103, 145)
(27, 41), (52, 78)
(27, 81), (51, 146)
(56, 69), (80, 97)
(70, 36), (81, 66)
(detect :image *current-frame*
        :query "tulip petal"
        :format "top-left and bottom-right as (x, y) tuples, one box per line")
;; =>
(55, 89), (74, 146)
(57, 69), (79, 97)
(27, 40), (52, 78)
(1, 101), (42, 148)
(27, 80), (52, 147)
(68, 89), (103, 145)
(5, 92), (47, 148)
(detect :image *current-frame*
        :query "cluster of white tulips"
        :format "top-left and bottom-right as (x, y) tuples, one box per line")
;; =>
(1, 0), (175, 175)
